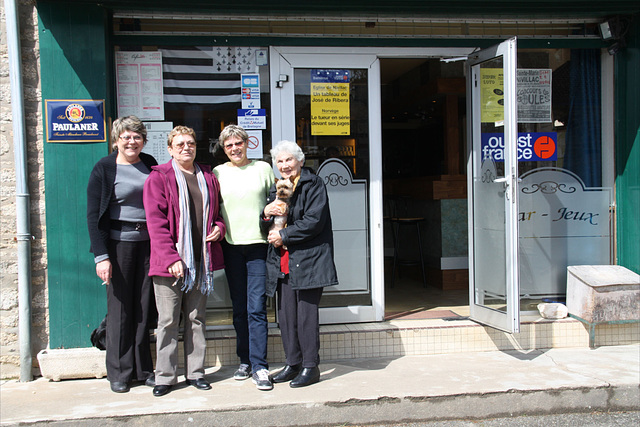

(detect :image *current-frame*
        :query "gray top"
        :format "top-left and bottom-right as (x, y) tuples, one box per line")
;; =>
(108, 162), (150, 242)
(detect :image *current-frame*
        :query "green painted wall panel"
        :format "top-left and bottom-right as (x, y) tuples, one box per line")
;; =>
(39, 1), (110, 348)
(615, 18), (640, 274)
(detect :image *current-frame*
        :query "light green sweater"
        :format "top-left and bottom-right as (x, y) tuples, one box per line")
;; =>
(213, 160), (275, 245)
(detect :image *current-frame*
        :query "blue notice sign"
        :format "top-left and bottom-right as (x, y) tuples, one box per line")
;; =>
(45, 99), (106, 143)
(237, 109), (267, 130)
(311, 69), (351, 83)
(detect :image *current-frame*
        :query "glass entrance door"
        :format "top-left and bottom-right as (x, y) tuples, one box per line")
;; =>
(269, 47), (384, 324)
(466, 38), (521, 333)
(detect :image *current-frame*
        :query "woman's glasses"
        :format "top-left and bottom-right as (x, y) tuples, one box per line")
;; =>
(120, 135), (143, 142)
(224, 140), (245, 149)
(172, 141), (197, 150)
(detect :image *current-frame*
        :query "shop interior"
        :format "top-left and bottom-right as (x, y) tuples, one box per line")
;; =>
(379, 57), (470, 320)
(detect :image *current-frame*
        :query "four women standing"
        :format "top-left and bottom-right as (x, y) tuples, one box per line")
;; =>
(88, 119), (333, 395)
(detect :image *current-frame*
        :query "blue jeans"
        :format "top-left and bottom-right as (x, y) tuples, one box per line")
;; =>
(222, 241), (268, 372)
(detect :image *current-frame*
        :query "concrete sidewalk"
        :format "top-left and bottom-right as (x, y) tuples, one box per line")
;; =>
(1, 344), (639, 426)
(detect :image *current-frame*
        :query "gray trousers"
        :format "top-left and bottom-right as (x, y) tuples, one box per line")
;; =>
(153, 275), (207, 385)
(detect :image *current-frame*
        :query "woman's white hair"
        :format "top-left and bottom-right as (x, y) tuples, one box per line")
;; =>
(270, 140), (305, 166)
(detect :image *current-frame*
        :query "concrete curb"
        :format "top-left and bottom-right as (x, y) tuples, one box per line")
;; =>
(2, 345), (638, 426)
(10, 385), (638, 426)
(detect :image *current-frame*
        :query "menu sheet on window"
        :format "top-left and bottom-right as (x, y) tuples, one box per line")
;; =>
(142, 121), (173, 164)
(116, 51), (165, 121)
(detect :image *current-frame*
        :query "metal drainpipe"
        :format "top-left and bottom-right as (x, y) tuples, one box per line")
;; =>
(5, 0), (33, 382)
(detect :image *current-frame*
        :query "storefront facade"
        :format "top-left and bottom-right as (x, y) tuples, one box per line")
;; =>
(1, 0), (638, 377)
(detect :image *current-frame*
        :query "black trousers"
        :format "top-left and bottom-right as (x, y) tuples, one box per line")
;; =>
(105, 240), (154, 383)
(276, 275), (323, 368)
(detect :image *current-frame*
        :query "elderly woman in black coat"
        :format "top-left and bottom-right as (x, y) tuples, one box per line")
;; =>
(261, 140), (338, 388)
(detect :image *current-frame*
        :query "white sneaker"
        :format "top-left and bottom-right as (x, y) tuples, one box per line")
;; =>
(251, 368), (273, 391)
(233, 363), (251, 381)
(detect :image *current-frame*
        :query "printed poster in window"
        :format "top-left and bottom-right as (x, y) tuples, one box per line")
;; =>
(310, 69), (350, 136)
(517, 69), (552, 123)
(481, 68), (553, 124)
(480, 68), (504, 123)
(116, 51), (164, 121)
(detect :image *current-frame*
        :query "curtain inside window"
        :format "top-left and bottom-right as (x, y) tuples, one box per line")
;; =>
(564, 49), (602, 187)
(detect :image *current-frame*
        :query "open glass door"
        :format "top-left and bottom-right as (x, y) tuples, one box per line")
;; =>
(269, 47), (384, 324)
(466, 38), (520, 333)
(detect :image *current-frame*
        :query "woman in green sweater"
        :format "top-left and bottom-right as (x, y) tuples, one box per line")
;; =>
(213, 124), (275, 391)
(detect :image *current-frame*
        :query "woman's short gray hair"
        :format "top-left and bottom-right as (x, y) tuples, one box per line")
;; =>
(270, 140), (305, 166)
(218, 124), (248, 147)
(111, 115), (147, 150)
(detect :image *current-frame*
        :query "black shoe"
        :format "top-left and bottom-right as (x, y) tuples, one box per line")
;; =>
(153, 384), (172, 397)
(144, 376), (156, 387)
(289, 367), (320, 388)
(233, 363), (251, 381)
(272, 364), (301, 383)
(185, 378), (212, 390)
(110, 381), (130, 393)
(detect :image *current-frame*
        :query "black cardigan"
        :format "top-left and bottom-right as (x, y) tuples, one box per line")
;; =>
(86, 151), (157, 259)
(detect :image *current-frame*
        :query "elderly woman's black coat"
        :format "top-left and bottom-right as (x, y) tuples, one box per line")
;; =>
(261, 167), (338, 297)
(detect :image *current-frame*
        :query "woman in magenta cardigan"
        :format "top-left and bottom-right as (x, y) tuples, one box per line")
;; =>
(143, 125), (226, 397)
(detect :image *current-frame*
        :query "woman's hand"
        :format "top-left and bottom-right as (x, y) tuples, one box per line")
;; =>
(168, 260), (184, 279)
(96, 259), (112, 285)
(268, 229), (284, 248)
(264, 200), (286, 219)
(206, 225), (221, 242)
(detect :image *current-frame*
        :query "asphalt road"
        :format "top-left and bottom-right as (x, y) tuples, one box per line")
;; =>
(8, 410), (639, 426)
(365, 411), (640, 426)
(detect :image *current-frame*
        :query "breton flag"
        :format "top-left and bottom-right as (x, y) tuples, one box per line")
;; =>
(160, 46), (259, 110)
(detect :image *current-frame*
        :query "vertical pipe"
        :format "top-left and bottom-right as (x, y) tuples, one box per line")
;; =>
(4, 0), (33, 381)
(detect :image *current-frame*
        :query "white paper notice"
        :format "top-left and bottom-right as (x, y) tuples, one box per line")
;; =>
(142, 121), (173, 164)
(517, 69), (552, 123)
(246, 130), (264, 159)
(116, 52), (165, 121)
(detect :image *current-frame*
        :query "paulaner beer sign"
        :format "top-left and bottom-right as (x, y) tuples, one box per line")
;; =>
(45, 99), (106, 143)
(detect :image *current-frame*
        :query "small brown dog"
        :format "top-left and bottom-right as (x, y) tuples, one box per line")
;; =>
(270, 177), (294, 248)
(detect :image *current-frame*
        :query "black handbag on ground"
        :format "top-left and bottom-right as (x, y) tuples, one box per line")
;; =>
(90, 315), (107, 350)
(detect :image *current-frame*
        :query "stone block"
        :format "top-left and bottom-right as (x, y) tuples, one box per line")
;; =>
(566, 265), (640, 324)
(37, 348), (106, 381)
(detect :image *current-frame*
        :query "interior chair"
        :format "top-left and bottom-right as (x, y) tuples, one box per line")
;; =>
(386, 196), (427, 288)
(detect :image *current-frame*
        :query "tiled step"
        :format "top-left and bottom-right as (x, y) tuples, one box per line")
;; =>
(179, 316), (640, 369)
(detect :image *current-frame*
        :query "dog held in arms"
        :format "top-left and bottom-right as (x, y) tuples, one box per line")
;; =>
(270, 177), (294, 249)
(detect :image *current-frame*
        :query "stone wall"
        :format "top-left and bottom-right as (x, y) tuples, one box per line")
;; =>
(0, 0), (48, 379)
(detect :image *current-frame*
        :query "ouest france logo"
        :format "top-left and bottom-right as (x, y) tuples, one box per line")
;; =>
(481, 132), (557, 162)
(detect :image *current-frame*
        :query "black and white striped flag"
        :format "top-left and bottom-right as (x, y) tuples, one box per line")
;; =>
(160, 46), (260, 110)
